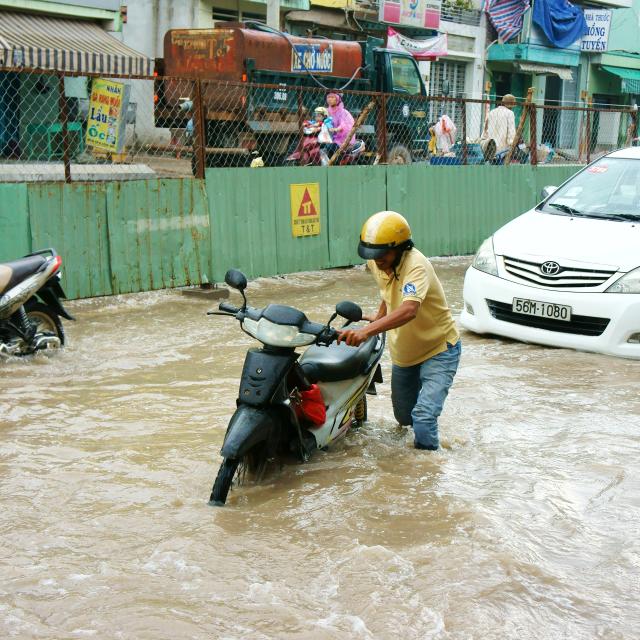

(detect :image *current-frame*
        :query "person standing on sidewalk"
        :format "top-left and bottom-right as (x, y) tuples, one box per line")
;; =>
(482, 93), (517, 158)
(337, 211), (461, 450)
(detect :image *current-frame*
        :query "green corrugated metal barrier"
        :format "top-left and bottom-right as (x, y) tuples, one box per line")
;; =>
(0, 165), (581, 299)
(206, 164), (580, 281)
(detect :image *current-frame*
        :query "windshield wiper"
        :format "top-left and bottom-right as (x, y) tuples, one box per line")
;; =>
(604, 213), (640, 222)
(548, 203), (584, 216)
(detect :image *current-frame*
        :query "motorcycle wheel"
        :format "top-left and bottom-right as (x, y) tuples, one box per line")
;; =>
(209, 457), (240, 506)
(25, 301), (65, 347)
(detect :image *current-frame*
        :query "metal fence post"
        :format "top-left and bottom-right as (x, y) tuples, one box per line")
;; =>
(376, 93), (388, 163)
(192, 79), (206, 179)
(297, 89), (304, 138)
(461, 99), (467, 165)
(586, 102), (592, 164)
(529, 102), (537, 166)
(57, 73), (71, 183)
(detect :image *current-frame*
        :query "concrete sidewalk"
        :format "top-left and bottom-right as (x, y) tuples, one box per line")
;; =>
(0, 163), (156, 182)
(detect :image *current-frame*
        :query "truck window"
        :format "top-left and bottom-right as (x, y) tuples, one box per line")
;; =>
(390, 56), (422, 95)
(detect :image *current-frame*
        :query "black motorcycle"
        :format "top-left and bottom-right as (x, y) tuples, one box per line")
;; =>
(208, 269), (384, 505)
(0, 249), (74, 357)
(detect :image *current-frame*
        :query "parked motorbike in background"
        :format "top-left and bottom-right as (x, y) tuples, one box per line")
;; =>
(208, 269), (384, 505)
(0, 249), (74, 357)
(285, 132), (367, 166)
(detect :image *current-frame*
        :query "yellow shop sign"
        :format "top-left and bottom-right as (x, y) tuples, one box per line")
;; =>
(86, 78), (130, 153)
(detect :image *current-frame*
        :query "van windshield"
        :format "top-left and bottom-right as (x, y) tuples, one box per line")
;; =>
(540, 157), (640, 221)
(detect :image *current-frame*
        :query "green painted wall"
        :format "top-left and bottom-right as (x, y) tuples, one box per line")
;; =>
(0, 183), (31, 261)
(106, 179), (212, 295)
(0, 165), (582, 300)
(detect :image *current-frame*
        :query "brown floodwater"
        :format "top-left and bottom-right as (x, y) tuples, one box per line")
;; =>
(1, 258), (639, 639)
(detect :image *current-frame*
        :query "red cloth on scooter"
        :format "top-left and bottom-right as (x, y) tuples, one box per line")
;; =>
(295, 384), (326, 426)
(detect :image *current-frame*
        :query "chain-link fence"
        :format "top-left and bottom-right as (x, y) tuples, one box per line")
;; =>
(1, 68), (637, 181)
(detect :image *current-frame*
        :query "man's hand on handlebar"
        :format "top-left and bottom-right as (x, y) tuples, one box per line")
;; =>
(336, 327), (370, 347)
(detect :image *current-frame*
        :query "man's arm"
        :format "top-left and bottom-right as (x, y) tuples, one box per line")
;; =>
(337, 300), (419, 347)
(362, 300), (386, 323)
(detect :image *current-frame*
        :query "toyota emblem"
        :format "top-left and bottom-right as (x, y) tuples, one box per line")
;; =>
(540, 261), (561, 275)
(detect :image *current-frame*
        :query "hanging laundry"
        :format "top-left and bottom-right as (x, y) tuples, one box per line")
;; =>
(483, 0), (531, 43)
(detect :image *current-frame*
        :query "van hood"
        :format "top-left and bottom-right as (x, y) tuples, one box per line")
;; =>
(492, 209), (640, 272)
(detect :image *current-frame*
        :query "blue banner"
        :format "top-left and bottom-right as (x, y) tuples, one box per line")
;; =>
(291, 44), (333, 73)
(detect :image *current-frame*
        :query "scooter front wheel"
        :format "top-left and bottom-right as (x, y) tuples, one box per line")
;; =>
(209, 457), (240, 506)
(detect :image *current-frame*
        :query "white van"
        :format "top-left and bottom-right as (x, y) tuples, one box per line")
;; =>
(460, 146), (640, 359)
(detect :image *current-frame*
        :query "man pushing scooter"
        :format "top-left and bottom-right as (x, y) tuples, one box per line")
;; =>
(337, 211), (461, 451)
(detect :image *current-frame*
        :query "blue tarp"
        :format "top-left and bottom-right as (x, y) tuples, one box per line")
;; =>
(532, 0), (588, 49)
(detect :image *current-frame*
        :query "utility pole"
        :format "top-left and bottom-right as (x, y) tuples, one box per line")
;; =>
(267, 0), (280, 29)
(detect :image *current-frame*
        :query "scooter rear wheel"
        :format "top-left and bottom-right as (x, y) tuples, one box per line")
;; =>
(25, 301), (65, 347)
(209, 458), (240, 506)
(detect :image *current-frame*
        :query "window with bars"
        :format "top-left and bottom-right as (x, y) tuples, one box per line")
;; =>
(428, 60), (467, 128)
(211, 8), (265, 24)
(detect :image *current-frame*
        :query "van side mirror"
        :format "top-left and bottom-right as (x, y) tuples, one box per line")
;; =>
(541, 185), (557, 200)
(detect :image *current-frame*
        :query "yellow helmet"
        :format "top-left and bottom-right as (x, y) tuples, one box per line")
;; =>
(358, 211), (413, 259)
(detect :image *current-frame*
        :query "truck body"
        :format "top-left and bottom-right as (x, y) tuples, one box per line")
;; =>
(154, 23), (430, 166)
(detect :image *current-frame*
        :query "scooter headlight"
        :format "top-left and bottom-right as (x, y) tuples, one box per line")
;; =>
(605, 267), (640, 294)
(242, 317), (316, 347)
(472, 237), (499, 276)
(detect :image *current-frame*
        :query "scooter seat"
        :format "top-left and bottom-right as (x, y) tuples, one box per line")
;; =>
(0, 254), (48, 296)
(300, 332), (378, 383)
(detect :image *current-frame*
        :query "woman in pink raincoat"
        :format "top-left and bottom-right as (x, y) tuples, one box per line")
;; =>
(320, 92), (356, 163)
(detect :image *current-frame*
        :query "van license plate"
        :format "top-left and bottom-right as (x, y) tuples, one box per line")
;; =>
(512, 298), (572, 321)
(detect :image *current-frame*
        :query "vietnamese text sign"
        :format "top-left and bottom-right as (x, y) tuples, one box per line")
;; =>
(290, 183), (321, 237)
(291, 44), (333, 73)
(387, 27), (448, 60)
(86, 78), (130, 153)
(581, 9), (611, 52)
(379, 0), (441, 30)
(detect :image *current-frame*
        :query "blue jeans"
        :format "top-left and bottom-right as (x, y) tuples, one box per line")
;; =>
(391, 341), (461, 449)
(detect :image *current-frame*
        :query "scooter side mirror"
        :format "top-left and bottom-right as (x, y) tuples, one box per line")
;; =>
(336, 301), (362, 323)
(224, 269), (247, 292)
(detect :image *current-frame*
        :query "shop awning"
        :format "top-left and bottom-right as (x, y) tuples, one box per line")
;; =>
(518, 62), (573, 81)
(601, 65), (640, 94)
(0, 11), (153, 77)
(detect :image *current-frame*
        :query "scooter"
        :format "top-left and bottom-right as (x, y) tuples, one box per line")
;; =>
(208, 269), (384, 505)
(285, 130), (367, 167)
(0, 249), (74, 357)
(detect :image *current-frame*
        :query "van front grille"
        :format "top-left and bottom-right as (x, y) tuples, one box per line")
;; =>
(502, 256), (616, 288)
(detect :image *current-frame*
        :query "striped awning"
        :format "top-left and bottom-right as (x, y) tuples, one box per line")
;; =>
(0, 11), (153, 77)
(518, 62), (573, 81)
(601, 65), (640, 95)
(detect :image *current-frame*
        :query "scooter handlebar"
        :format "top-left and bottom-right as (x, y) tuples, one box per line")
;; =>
(316, 327), (338, 346)
(219, 301), (240, 315)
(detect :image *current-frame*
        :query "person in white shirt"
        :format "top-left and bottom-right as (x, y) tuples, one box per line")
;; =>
(482, 94), (517, 158)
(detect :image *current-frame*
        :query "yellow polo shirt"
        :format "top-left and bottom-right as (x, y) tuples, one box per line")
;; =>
(369, 249), (459, 367)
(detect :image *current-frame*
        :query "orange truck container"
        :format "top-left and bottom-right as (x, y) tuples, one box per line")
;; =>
(154, 23), (428, 167)
(163, 26), (364, 81)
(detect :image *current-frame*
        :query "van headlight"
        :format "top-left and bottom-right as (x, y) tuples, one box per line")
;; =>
(606, 267), (640, 294)
(472, 237), (498, 276)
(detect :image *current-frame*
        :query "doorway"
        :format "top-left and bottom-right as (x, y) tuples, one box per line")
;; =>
(542, 75), (561, 147)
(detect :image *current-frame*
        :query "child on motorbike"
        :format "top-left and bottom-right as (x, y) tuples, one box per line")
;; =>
(304, 106), (333, 139)
(286, 107), (333, 166)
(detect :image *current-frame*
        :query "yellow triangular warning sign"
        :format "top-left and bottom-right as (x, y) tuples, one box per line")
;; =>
(298, 188), (318, 217)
